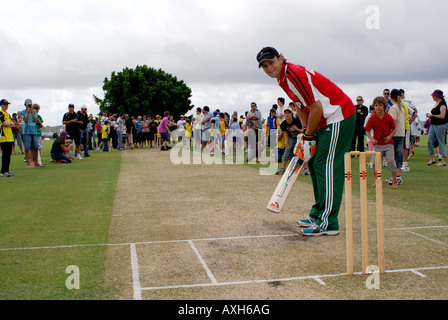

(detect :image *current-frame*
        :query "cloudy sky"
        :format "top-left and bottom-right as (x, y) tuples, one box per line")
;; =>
(1, 0), (447, 126)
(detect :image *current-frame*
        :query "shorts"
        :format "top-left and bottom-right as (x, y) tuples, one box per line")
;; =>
(68, 131), (81, 146)
(282, 136), (297, 162)
(201, 128), (210, 143)
(404, 129), (410, 149)
(160, 131), (169, 142)
(23, 134), (39, 151)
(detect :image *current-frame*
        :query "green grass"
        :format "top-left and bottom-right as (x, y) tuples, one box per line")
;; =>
(0, 140), (121, 299)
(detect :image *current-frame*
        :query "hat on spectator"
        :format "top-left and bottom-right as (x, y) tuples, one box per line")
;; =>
(24, 99), (32, 106)
(0, 99), (11, 105)
(60, 131), (68, 136)
(431, 89), (444, 98)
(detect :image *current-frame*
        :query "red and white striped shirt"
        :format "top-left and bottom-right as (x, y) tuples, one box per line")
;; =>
(278, 62), (356, 130)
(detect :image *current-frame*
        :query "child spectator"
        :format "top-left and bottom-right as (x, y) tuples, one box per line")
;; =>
(184, 118), (192, 147)
(364, 97), (398, 189)
(266, 108), (279, 151)
(218, 113), (228, 154)
(158, 111), (171, 151)
(276, 107), (303, 175)
(97, 120), (110, 151)
(229, 117), (240, 152)
(209, 119), (218, 155)
(276, 130), (286, 163)
(364, 105), (375, 167)
(33, 104), (45, 165)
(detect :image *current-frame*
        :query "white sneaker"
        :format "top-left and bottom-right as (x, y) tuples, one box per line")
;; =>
(77, 154), (83, 160)
(401, 164), (410, 172)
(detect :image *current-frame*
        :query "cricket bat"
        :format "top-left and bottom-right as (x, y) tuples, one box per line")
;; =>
(266, 134), (312, 213)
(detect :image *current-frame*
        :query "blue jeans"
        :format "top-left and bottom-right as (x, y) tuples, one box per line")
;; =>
(51, 153), (72, 163)
(80, 129), (90, 156)
(427, 123), (448, 157)
(392, 136), (404, 170)
(117, 130), (123, 149)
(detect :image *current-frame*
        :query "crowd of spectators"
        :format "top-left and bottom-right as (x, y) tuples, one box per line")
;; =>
(1, 90), (447, 181)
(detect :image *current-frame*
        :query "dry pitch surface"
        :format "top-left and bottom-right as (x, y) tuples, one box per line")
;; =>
(104, 148), (448, 300)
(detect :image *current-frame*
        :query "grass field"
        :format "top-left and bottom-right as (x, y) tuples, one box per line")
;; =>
(0, 140), (121, 299)
(0, 136), (447, 301)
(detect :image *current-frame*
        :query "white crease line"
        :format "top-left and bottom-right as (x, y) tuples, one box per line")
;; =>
(405, 230), (448, 247)
(411, 270), (426, 278)
(130, 243), (142, 300)
(189, 240), (218, 285)
(140, 266), (448, 291)
(1, 225), (447, 252)
(313, 276), (326, 285)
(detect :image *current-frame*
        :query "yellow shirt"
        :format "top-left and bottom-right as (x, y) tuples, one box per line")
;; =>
(102, 125), (109, 139)
(0, 110), (14, 143)
(185, 123), (192, 137)
(219, 119), (226, 136)
(402, 101), (410, 130)
(277, 130), (285, 149)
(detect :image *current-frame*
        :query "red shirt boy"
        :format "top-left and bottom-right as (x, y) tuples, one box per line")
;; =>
(365, 103), (396, 145)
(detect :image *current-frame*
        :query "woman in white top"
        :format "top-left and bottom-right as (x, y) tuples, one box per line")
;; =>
(388, 89), (406, 184)
(193, 107), (203, 149)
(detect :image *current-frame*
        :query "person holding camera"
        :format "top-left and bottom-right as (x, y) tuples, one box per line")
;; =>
(20, 99), (44, 168)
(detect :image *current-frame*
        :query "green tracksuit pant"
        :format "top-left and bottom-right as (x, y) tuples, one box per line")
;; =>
(307, 113), (356, 231)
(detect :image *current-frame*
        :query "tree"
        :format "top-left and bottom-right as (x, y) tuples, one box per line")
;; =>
(93, 65), (193, 119)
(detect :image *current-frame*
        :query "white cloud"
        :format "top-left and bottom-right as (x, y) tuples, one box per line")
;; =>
(0, 0), (447, 125)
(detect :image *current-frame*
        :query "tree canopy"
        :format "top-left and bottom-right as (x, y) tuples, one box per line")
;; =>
(93, 65), (193, 119)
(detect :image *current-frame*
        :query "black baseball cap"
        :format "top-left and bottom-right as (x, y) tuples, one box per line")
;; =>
(0, 99), (11, 105)
(257, 46), (279, 68)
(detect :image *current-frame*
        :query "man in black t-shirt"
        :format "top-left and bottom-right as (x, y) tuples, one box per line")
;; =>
(149, 116), (158, 148)
(125, 114), (134, 149)
(276, 106), (304, 175)
(77, 105), (91, 158)
(62, 104), (82, 159)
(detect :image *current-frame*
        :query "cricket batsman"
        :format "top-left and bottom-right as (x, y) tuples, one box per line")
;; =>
(257, 47), (356, 236)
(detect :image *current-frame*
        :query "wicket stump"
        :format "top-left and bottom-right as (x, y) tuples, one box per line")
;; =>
(344, 151), (385, 276)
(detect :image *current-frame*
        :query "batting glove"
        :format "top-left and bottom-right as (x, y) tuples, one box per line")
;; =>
(302, 134), (317, 162)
